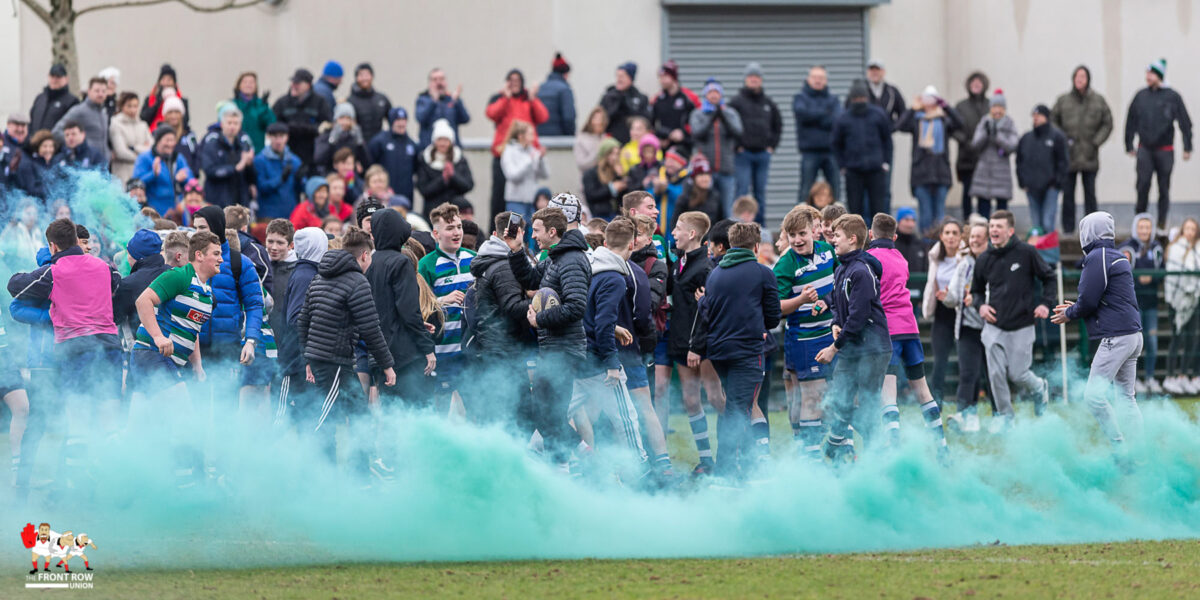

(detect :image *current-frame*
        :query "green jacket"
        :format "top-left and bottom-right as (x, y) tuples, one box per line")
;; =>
(233, 94), (277, 152)
(1051, 88), (1113, 172)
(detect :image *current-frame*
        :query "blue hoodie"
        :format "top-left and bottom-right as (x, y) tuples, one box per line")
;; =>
(829, 248), (891, 356)
(1066, 212), (1141, 339)
(583, 246), (629, 376)
(701, 248), (782, 361)
(253, 144), (303, 219)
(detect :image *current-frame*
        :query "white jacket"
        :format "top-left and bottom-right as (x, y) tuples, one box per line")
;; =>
(500, 141), (549, 204)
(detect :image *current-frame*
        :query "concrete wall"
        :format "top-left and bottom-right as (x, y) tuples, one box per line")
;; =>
(11, 0), (1197, 229)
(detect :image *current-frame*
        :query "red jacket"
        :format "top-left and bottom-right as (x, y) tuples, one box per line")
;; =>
(485, 92), (549, 157)
(290, 200), (352, 230)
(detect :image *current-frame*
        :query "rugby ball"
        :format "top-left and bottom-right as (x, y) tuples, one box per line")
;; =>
(531, 287), (560, 313)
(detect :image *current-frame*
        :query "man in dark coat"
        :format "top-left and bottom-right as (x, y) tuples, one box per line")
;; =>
(28, 64), (78, 134)
(1051, 65), (1113, 232)
(199, 105), (255, 208)
(415, 68), (470, 148)
(1016, 105), (1070, 234)
(729, 62), (783, 222)
(793, 66), (841, 202)
(600, 62), (651, 144)
(347, 63), (393, 136)
(832, 80), (893, 222)
(535, 53), (576, 137)
(272, 69), (333, 175)
(1125, 58), (1193, 229)
(953, 71), (991, 219)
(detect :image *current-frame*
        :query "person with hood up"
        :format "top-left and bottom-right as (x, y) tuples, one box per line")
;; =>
(600, 62), (651, 144)
(832, 79), (894, 223)
(729, 62), (783, 220)
(462, 211), (536, 424)
(1051, 66), (1113, 233)
(486, 69), (549, 221)
(793, 66), (842, 204)
(276, 226), (323, 423)
(290, 177), (331, 230)
(199, 103), (255, 208)
(347, 63), (392, 136)
(416, 119), (474, 220)
(953, 71), (991, 219)
(1052, 212), (1143, 456)
(29, 64), (79, 134)
(966, 89), (1018, 222)
(689, 79), (743, 219)
(364, 209), (437, 407)
(232, 72), (277, 152)
(504, 205), (592, 471)
(535, 53), (576, 137)
(140, 64), (189, 132)
(273, 68), (334, 174)
(314, 102), (368, 174)
(1118, 213), (1165, 393)
(132, 126), (191, 215)
(1125, 58), (1193, 230)
(296, 227), (394, 474)
(1016, 105), (1070, 234)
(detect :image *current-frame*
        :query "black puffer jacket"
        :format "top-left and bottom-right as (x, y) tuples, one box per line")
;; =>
(347, 83), (393, 136)
(509, 228), (591, 358)
(668, 247), (712, 358)
(297, 249), (393, 368)
(469, 236), (535, 356)
(365, 209), (435, 370)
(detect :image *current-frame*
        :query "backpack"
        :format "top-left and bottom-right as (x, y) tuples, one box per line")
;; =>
(642, 255), (668, 332)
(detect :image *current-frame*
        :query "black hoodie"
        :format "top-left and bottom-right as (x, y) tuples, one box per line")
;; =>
(953, 71), (991, 172)
(509, 228), (591, 358)
(970, 235), (1056, 331)
(297, 249), (392, 368)
(365, 209), (435, 369)
(829, 249), (891, 357)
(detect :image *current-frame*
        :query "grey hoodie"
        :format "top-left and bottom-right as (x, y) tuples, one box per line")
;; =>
(1078, 211), (1115, 248)
(294, 227), (329, 262)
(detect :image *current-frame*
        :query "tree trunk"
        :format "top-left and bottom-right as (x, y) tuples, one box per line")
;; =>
(49, 16), (81, 92)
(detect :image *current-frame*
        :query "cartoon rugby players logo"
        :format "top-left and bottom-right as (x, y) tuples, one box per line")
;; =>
(21, 523), (98, 573)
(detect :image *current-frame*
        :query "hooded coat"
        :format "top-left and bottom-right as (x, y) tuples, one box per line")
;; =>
(828, 249), (891, 356)
(1065, 212), (1141, 339)
(285, 228), (327, 328)
(508, 227), (591, 358)
(969, 114), (1019, 199)
(953, 71), (991, 173)
(1117, 212), (1164, 310)
(469, 236), (535, 356)
(832, 101), (894, 171)
(1050, 67), (1114, 172)
(535, 72), (576, 137)
(583, 246), (632, 375)
(365, 209), (435, 369)
(297, 249), (393, 368)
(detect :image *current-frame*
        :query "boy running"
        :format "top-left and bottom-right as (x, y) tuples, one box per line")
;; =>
(815, 215), (892, 463)
(867, 213), (949, 459)
(774, 204), (837, 460)
(1052, 212), (1143, 459)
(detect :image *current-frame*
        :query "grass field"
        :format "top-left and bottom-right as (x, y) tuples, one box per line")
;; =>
(3, 539), (1198, 599)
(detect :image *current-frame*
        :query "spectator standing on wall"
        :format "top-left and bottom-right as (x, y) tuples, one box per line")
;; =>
(953, 71), (990, 219)
(896, 86), (962, 233)
(793, 66), (841, 204)
(729, 62), (783, 223)
(651, 60), (699, 154)
(1051, 65), (1113, 233)
(536, 53), (576, 137)
(415, 68), (470, 149)
(967, 90), (1018, 223)
(486, 69), (549, 226)
(600, 62), (651, 144)
(1125, 58), (1192, 230)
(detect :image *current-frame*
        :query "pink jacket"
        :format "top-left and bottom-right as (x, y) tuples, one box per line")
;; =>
(867, 240), (919, 336)
(49, 254), (118, 342)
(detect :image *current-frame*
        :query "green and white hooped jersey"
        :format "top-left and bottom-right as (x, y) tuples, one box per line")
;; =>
(135, 264), (214, 367)
(773, 242), (838, 340)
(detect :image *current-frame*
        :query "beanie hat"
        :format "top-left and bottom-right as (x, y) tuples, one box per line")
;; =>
(1032, 104), (1051, 118)
(159, 63), (177, 82)
(896, 207), (917, 222)
(322, 60), (343, 79)
(618, 61), (638, 80)
(848, 79), (869, 101)
(664, 149), (687, 165)
(659, 60), (679, 81)
(389, 106), (408, 121)
(333, 102), (356, 121)
(990, 88), (1007, 108)
(97, 66), (120, 84)
(194, 205), (226, 244)
(127, 229), (162, 260)
(126, 178), (146, 192)
(356, 196), (384, 227)
(431, 119), (455, 144)
(552, 52), (570, 74)
(217, 102), (242, 121)
(690, 158), (711, 175)
(549, 192), (582, 224)
(162, 96), (185, 116)
(1148, 58), (1167, 80)
(184, 179), (203, 195)
(743, 62), (764, 79)
(597, 136), (622, 162)
(355, 62), (373, 76)
(702, 79), (724, 97)
(535, 187), (553, 202)
(639, 133), (661, 151)
(387, 195), (412, 210)
(921, 85), (940, 103)
(304, 176), (329, 200)
(153, 125), (177, 144)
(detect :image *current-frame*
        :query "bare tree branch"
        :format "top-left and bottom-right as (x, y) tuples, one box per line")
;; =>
(19, 0), (53, 25)
(76, 0), (265, 18)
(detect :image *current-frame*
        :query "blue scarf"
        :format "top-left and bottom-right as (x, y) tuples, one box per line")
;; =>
(917, 111), (946, 155)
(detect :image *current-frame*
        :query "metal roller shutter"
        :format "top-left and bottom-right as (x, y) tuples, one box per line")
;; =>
(664, 4), (866, 226)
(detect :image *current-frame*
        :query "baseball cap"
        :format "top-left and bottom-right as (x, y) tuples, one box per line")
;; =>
(49, 64), (67, 77)
(7, 112), (29, 125)
(867, 59), (885, 70)
(388, 107), (408, 121)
